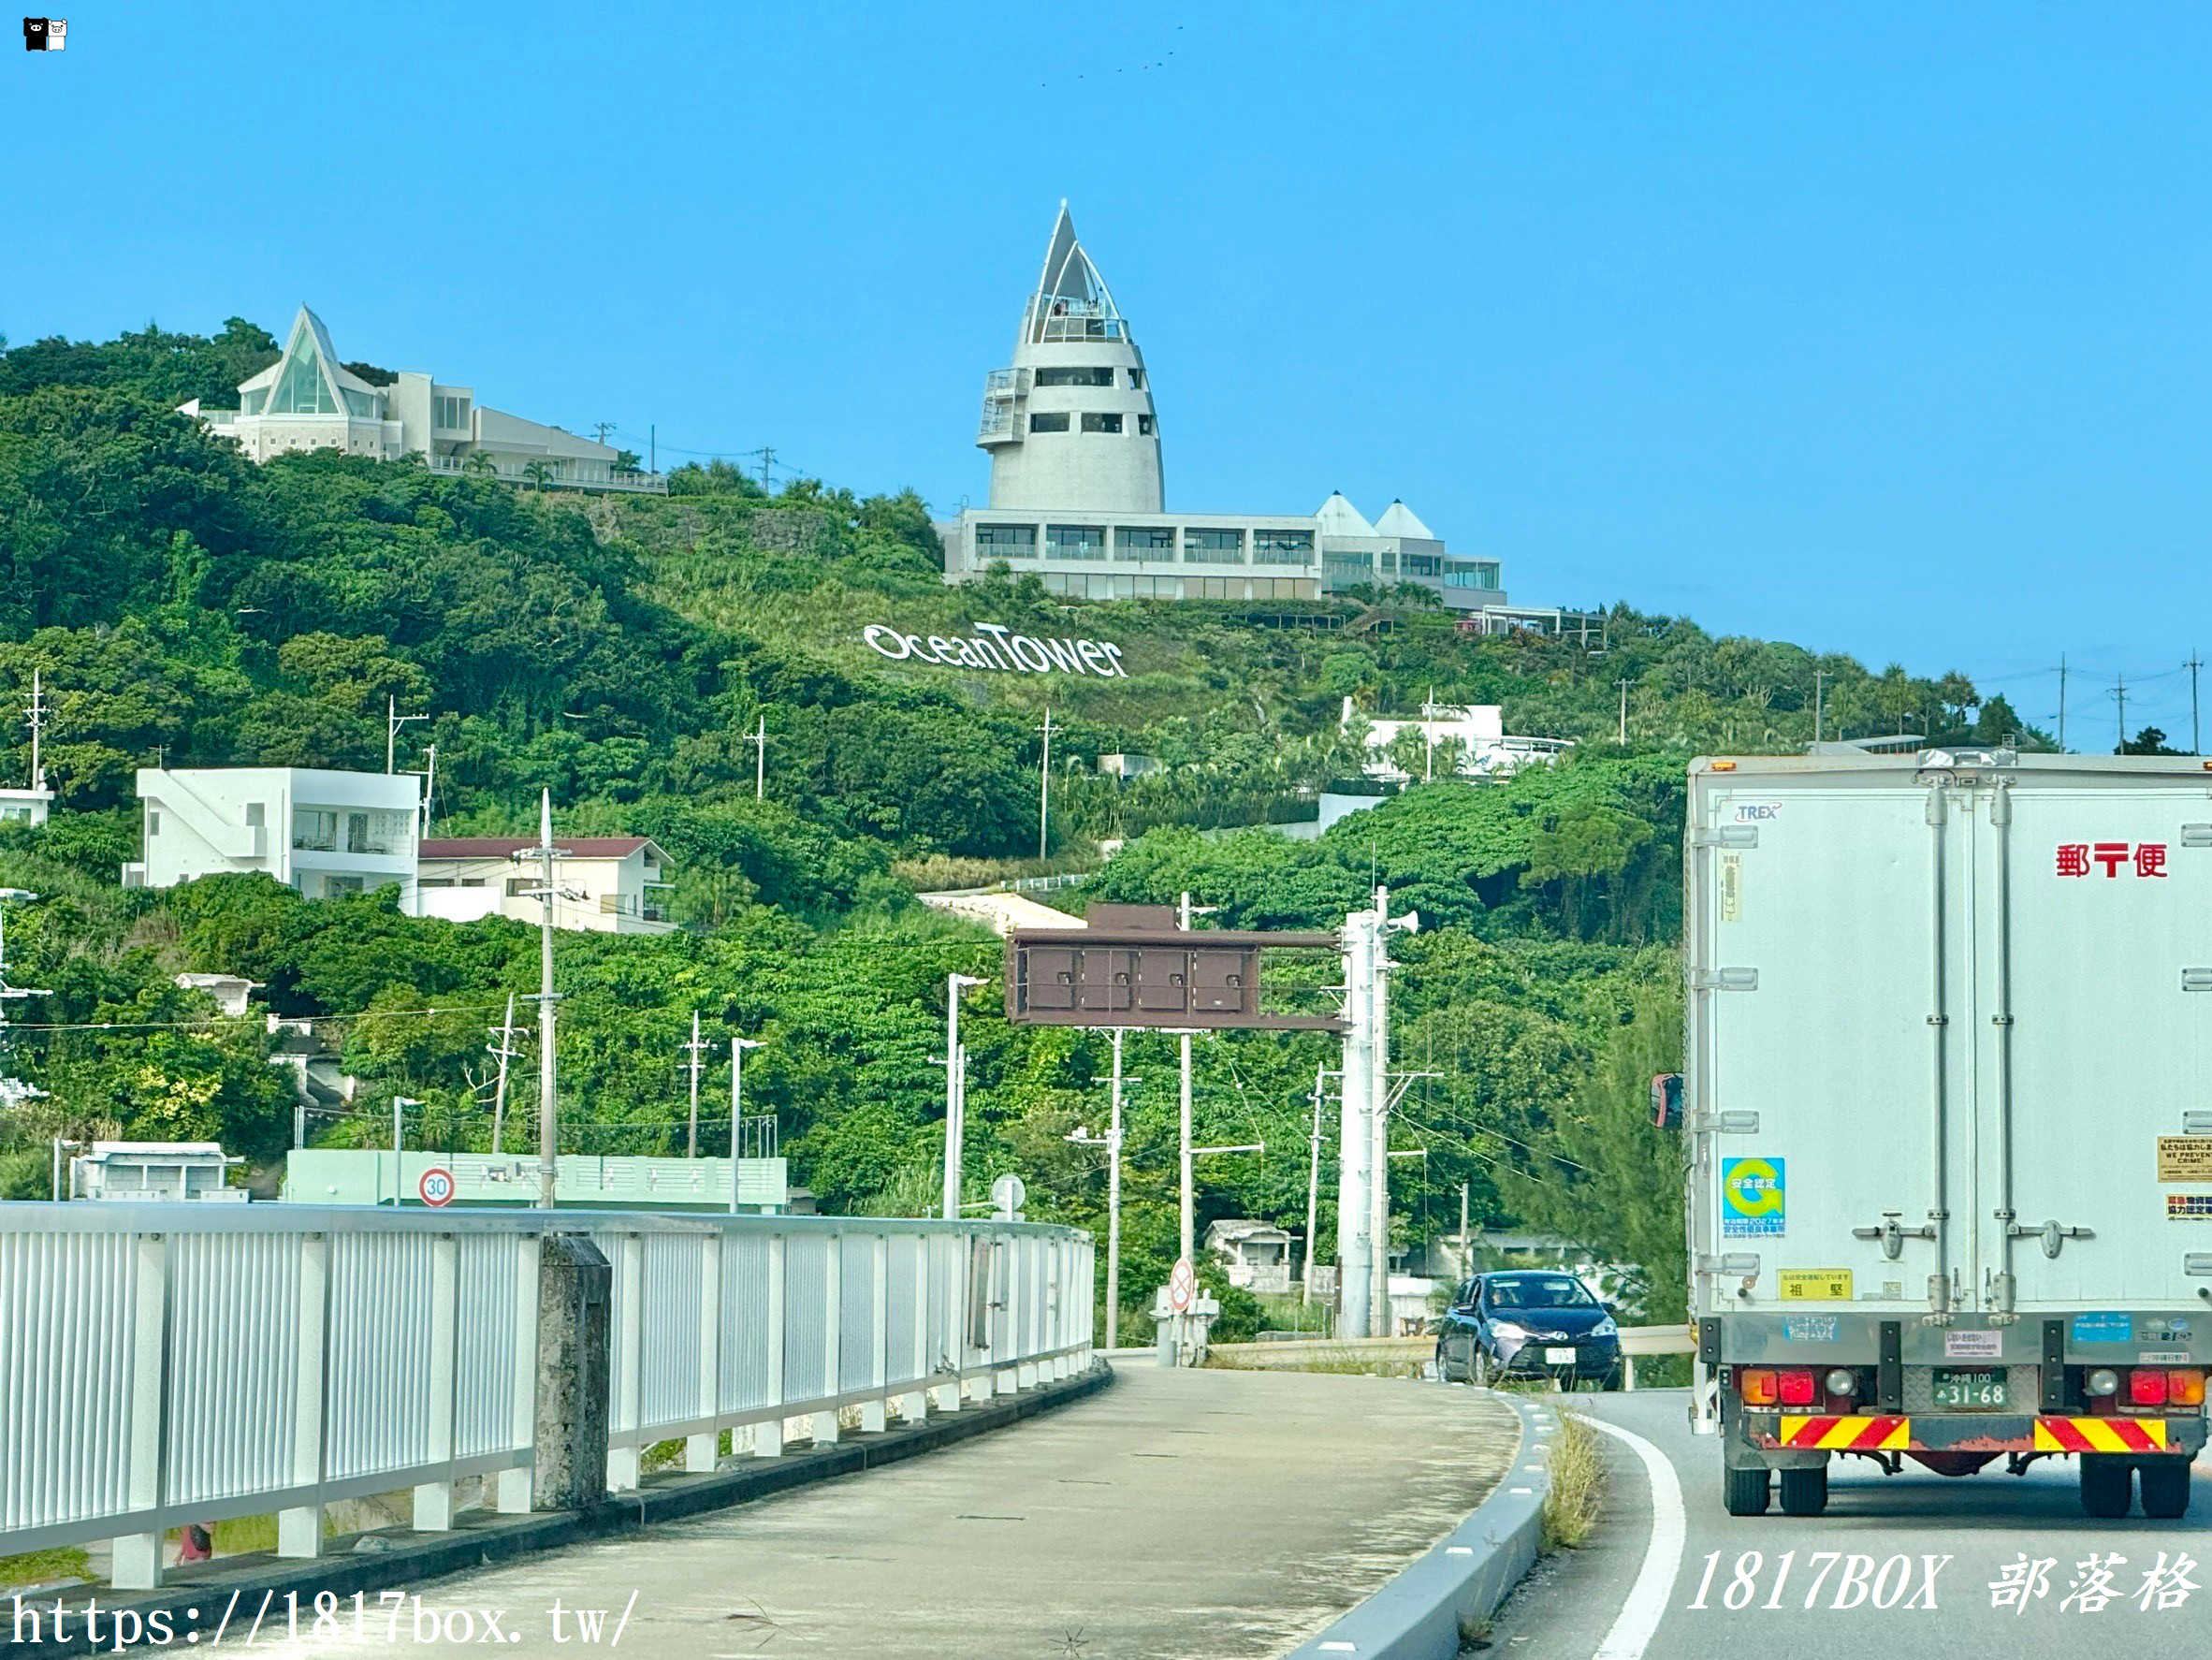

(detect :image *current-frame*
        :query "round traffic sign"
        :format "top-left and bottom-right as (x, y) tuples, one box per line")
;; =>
(418, 1166), (456, 1208)
(1170, 1257), (1196, 1313)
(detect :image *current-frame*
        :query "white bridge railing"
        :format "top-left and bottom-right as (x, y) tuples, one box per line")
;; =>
(0, 1206), (1093, 1588)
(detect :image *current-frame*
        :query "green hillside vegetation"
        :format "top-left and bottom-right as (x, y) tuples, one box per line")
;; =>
(0, 318), (2039, 1327)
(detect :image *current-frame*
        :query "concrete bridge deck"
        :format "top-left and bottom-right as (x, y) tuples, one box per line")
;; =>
(251, 1363), (1521, 1659)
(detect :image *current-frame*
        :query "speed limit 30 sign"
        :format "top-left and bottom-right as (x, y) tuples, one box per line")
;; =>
(418, 1167), (457, 1208)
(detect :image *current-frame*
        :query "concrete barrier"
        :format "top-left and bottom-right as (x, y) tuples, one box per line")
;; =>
(1284, 1392), (1558, 1660)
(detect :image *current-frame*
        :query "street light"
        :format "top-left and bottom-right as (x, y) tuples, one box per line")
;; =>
(943, 973), (986, 1221)
(729, 1036), (763, 1216)
(1065, 1032), (1133, 1347)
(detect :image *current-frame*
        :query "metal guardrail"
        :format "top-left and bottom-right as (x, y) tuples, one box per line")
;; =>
(1206, 1324), (1696, 1388)
(0, 1205), (1092, 1587)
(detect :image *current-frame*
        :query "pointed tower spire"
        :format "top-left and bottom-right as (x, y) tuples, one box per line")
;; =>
(976, 204), (1162, 513)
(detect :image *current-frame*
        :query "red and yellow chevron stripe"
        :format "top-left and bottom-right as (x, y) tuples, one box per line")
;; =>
(1778, 1414), (1911, 1450)
(2033, 1416), (2170, 1453)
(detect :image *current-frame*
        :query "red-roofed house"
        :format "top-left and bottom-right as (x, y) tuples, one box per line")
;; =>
(415, 836), (676, 934)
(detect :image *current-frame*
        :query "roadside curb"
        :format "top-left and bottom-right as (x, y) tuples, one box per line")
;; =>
(1285, 1390), (1557, 1660)
(2, 1361), (1114, 1657)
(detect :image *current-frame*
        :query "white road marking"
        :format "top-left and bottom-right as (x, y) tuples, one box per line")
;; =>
(1586, 1416), (1686, 1660)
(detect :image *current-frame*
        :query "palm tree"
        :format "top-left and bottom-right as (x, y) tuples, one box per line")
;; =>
(520, 460), (556, 492)
(462, 451), (497, 478)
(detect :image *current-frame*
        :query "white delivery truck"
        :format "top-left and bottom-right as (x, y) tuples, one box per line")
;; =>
(1685, 749), (2212, 1518)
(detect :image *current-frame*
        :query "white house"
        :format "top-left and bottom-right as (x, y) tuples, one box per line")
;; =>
(0, 785), (51, 828)
(1205, 1218), (1294, 1294)
(180, 305), (665, 494)
(415, 836), (676, 934)
(1342, 697), (1573, 784)
(124, 767), (420, 899)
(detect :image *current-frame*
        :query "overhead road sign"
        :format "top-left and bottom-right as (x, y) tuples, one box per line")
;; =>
(1006, 903), (1342, 1032)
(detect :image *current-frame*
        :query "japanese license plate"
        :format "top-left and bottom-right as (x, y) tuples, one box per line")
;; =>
(1932, 1369), (2008, 1409)
(1544, 1346), (1578, 1364)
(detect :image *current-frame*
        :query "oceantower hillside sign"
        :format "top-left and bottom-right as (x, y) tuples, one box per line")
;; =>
(862, 622), (1129, 678)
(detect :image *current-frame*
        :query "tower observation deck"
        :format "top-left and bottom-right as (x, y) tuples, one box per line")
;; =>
(977, 203), (1164, 514)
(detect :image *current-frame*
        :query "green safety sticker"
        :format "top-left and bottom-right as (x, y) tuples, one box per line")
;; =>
(1722, 1157), (1785, 1238)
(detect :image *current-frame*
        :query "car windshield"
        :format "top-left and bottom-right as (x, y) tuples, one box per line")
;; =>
(1484, 1275), (1595, 1311)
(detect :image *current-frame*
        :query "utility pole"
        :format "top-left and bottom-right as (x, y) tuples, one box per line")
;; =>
(1106, 1028), (1126, 1345)
(1368, 884), (1394, 1337)
(2189, 650), (2204, 755)
(26, 667), (47, 789)
(386, 693), (427, 775)
(682, 1010), (709, 1158)
(391, 1096), (424, 1204)
(747, 713), (768, 801)
(419, 744), (438, 841)
(2058, 654), (2068, 752)
(1458, 1181), (1471, 1282)
(729, 1036), (762, 1215)
(1812, 669), (1831, 745)
(1335, 900), (1376, 1339)
(748, 446), (777, 488)
(519, 791), (570, 1208)
(1037, 707), (1055, 861)
(2115, 673), (2129, 754)
(486, 993), (521, 1154)
(942, 973), (984, 1219)
(1302, 1060), (1328, 1309)
(590, 421), (616, 446)
(649, 424), (656, 474)
(1616, 677), (1631, 746)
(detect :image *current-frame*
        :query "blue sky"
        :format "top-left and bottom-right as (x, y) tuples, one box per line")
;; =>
(8, 2), (2210, 744)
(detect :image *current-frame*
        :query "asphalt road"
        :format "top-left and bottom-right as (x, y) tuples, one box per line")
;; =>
(1483, 1387), (2212, 1659)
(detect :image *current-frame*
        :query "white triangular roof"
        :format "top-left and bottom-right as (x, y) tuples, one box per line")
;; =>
(1033, 202), (1121, 318)
(1315, 492), (1375, 537)
(258, 305), (380, 408)
(1374, 499), (1436, 540)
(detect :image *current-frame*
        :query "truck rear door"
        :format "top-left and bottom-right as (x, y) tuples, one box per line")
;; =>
(1693, 768), (1974, 1315)
(1972, 769), (2212, 1310)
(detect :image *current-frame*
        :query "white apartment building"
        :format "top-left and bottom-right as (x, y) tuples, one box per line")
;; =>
(180, 305), (665, 494)
(415, 836), (677, 935)
(939, 207), (1556, 620)
(124, 766), (420, 897)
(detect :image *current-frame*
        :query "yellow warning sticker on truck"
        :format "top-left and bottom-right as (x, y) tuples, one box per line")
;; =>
(2157, 1137), (2212, 1183)
(1779, 1270), (1854, 1301)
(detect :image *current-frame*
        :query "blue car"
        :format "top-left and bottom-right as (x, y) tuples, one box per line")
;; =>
(1435, 1270), (1623, 1389)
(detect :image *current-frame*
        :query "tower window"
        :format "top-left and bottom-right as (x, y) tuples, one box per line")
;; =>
(1114, 527), (1175, 561)
(1128, 368), (1145, 389)
(1034, 367), (1115, 387)
(1138, 414), (1155, 436)
(1081, 413), (1124, 434)
(1028, 412), (1070, 434)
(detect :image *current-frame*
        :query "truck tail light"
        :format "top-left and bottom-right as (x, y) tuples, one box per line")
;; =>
(1777, 1367), (1818, 1405)
(2167, 1369), (2205, 1406)
(1739, 1367), (1778, 1405)
(2086, 1367), (2121, 1397)
(2129, 1368), (2169, 1406)
(1824, 1368), (1859, 1396)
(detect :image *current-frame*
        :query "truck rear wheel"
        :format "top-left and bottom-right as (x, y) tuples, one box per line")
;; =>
(2138, 1458), (2191, 1520)
(2080, 1454), (2132, 1518)
(1778, 1463), (1828, 1516)
(1724, 1464), (1770, 1516)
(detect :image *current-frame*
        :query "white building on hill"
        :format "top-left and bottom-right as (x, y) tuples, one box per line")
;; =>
(124, 766), (419, 899)
(939, 205), (1579, 631)
(415, 836), (677, 934)
(1343, 697), (1573, 783)
(181, 305), (665, 494)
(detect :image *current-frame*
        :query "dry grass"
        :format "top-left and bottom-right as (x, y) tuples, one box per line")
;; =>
(1540, 1412), (1605, 1551)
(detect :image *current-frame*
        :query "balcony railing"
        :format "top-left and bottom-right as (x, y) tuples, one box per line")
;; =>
(425, 455), (668, 495)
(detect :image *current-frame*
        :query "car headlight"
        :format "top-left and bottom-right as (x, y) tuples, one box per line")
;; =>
(1593, 1317), (1618, 1337)
(1492, 1321), (1530, 1341)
